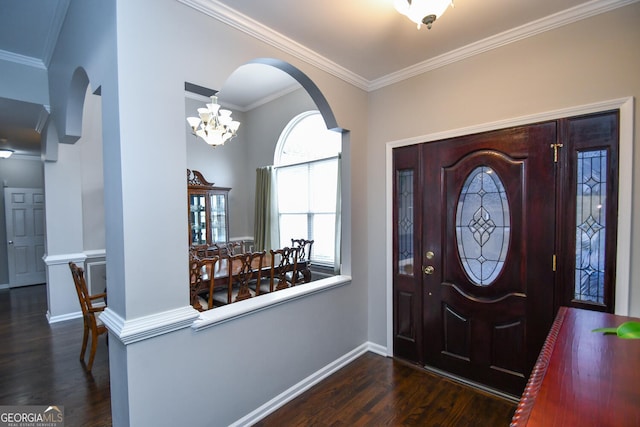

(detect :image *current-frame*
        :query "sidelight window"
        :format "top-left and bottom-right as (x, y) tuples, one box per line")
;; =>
(574, 150), (607, 304)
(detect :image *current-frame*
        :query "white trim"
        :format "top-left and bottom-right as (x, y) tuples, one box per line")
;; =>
(47, 309), (82, 324)
(192, 275), (351, 331)
(0, 49), (46, 70)
(230, 342), (385, 427)
(177, 0), (368, 90)
(84, 249), (106, 258)
(99, 306), (200, 345)
(42, 252), (87, 266)
(370, 0), (640, 90)
(385, 97), (635, 355)
(176, 0), (638, 92)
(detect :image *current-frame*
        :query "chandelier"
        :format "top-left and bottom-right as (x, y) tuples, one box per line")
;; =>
(394, 0), (454, 30)
(187, 95), (240, 146)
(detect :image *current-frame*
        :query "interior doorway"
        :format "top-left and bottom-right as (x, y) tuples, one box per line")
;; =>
(4, 187), (46, 287)
(391, 110), (620, 397)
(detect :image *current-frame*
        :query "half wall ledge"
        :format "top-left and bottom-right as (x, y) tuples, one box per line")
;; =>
(192, 275), (352, 331)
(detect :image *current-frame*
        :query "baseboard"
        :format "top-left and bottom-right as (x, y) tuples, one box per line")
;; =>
(232, 341), (387, 426)
(47, 310), (82, 324)
(0, 283), (9, 290)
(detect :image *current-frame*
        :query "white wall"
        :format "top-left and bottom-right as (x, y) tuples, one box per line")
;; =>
(366, 2), (640, 346)
(79, 89), (104, 251)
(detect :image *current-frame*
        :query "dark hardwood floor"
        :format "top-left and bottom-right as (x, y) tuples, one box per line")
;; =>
(256, 352), (516, 426)
(0, 284), (111, 426)
(0, 284), (515, 426)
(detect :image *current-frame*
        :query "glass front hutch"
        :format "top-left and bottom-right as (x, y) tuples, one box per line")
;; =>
(187, 169), (230, 247)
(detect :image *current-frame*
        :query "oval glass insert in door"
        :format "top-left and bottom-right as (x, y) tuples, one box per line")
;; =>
(455, 166), (510, 286)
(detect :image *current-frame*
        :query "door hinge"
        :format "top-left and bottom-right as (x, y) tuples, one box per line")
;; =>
(550, 143), (563, 163)
(552, 254), (557, 272)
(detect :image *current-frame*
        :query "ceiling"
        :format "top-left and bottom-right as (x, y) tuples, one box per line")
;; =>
(0, 0), (630, 157)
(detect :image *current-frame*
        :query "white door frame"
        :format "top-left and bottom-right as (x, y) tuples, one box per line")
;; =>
(385, 97), (634, 356)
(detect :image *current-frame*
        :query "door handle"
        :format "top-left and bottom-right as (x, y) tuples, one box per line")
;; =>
(7, 240), (13, 245)
(422, 265), (435, 275)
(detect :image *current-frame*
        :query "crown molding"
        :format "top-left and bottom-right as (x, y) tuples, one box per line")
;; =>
(0, 49), (46, 70)
(178, 0), (638, 93)
(42, 0), (70, 67)
(370, 0), (639, 90)
(177, 0), (369, 91)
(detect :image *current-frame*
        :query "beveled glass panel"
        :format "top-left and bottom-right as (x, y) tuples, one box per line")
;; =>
(574, 150), (607, 304)
(398, 170), (414, 276)
(190, 194), (207, 245)
(456, 167), (510, 286)
(210, 193), (227, 243)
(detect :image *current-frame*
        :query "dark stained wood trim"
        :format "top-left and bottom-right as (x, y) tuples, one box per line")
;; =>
(510, 307), (567, 426)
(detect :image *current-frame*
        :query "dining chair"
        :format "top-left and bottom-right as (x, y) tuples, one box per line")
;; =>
(189, 255), (219, 311)
(212, 251), (266, 305)
(270, 246), (299, 291)
(291, 238), (314, 283)
(68, 262), (107, 371)
(250, 246), (298, 295)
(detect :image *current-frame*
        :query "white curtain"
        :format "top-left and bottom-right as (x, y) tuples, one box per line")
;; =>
(253, 166), (279, 251)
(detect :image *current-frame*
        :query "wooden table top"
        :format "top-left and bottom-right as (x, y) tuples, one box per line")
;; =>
(511, 307), (640, 427)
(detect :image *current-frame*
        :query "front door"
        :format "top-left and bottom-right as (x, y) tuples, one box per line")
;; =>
(4, 187), (46, 287)
(393, 111), (619, 397)
(394, 122), (557, 396)
(423, 123), (556, 396)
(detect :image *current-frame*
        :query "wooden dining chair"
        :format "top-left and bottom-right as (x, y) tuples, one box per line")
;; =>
(212, 251), (266, 305)
(270, 246), (299, 291)
(68, 262), (107, 371)
(291, 238), (314, 283)
(189, 255), (219, 311)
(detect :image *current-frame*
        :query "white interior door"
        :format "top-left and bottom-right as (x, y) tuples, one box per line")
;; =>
(4, 187), (46, 287)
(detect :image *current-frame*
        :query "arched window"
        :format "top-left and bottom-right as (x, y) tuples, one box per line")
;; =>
(274, 111), (341, 266)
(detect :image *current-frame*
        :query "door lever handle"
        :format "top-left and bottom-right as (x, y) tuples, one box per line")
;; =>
(422, 265), (435, 275)
(7, 240), (13, 245)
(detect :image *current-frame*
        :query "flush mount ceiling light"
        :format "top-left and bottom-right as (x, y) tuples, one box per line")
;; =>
(187, 95), (240, 147)
(0, 149), (14, 159)
(394, 0), (454, 30)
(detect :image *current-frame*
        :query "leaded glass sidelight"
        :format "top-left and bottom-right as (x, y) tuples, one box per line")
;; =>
(456, 166), (510, 286)
(397, 170), (414, 276)
(574, 150), (607, 304)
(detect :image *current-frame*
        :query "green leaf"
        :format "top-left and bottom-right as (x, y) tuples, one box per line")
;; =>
(616, 321), (640, 339)
(592, 321), (640, 339)
(592, 327), (618, 334)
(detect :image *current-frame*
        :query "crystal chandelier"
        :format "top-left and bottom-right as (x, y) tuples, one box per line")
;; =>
(187, 95), (240, 146)
(394, 0), (454, 30)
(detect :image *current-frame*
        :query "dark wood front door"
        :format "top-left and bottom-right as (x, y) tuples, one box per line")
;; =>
(422, 123), (557, 396)
(393, 111), (619, 397)
(394, 122), (558, 396)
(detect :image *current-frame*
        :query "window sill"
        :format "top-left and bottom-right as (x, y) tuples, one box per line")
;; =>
(191, 275), (351, 331)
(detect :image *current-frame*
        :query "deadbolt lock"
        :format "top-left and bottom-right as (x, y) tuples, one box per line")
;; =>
(422, 265), (435, 275)
(425, 251), (435, 260)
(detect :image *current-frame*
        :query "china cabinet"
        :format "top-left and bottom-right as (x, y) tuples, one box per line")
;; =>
(187, 169), (230, 247)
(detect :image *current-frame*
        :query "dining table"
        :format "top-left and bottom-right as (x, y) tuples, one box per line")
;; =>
(191, 252), (311, 306)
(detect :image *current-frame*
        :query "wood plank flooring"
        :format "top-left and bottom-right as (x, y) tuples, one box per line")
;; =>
(256, 352), (516, 426)
(0, 284), (111, 426)
(0, 284), (515, 426)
